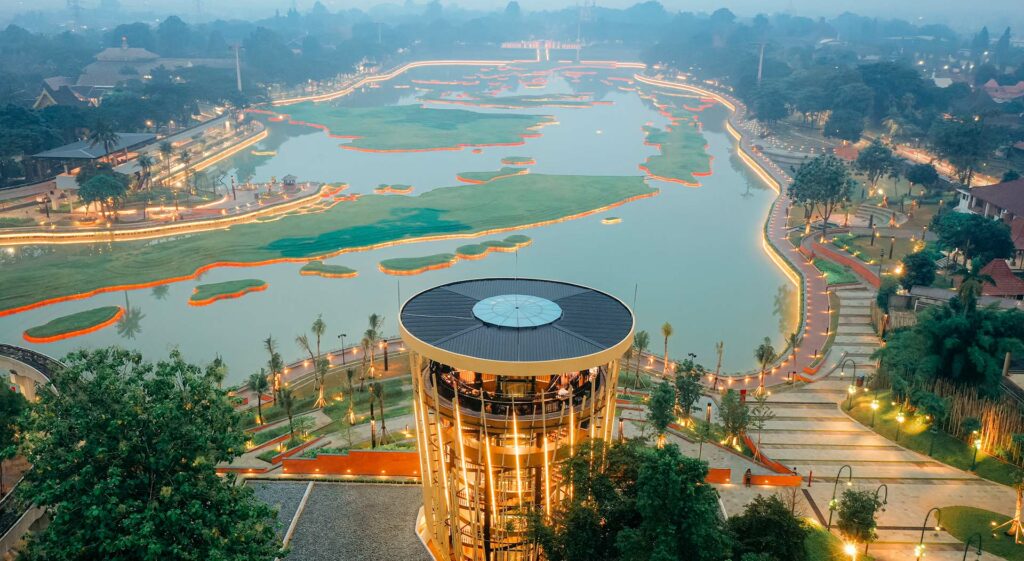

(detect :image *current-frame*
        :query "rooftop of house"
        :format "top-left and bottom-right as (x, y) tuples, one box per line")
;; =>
(963, 178), (1024, 217)
(32, 133), (157, 160)
(980, 259), (1024, 297)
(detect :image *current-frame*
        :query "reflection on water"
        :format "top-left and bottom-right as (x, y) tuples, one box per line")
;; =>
(0, 64), (798, 382)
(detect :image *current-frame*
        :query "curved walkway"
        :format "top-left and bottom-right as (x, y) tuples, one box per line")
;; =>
(633, 74), (831, 391)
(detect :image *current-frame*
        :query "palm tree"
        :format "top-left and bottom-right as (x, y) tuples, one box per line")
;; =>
(345, 368), (355, 393)
(297, 314), (330, 409)
(158, 141), (174, 186)
(88, 120), (120, 163)
(264, 336), (283, 405)
(151, 285), (169, 300)
(247, 370), (270, 425)
(632, 330), (650, 389)
(714, 340), (724, 389)
(280, 387), (296, 441)
(787, 332), (800, 359)
(661, 322), (673, 374)
(359, 336), (370, 391)
(135, 153), (155, 191)
(956, 267), (994, 316)
(364, 313), (384, 377)
(754, 337), (776, 396)
(178, 149), (194, 195)
(371, 381), (388, 446)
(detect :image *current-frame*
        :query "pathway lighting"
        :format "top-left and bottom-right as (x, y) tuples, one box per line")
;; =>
(827, 464), (853, 530)
(844, 542), (857, 560)
(846, 384), (856, 410)
(962, 533), (982, 561)
(896, 412), (906, 441)
(971, 432), (982, 470)
(915, 507), (941, 561)
(870, 400), (879, 426)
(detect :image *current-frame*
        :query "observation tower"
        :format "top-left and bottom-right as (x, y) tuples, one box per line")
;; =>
(399, 278), (634, 561)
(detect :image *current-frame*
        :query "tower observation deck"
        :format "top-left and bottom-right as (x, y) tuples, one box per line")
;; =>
(399, 278), (634, 561)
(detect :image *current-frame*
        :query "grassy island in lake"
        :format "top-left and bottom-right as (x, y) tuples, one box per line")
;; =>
(189, 280), (268, 306)
(300, 261), (358, 278)
(639, 122), (712, 186)
(23, 306), (124, 343)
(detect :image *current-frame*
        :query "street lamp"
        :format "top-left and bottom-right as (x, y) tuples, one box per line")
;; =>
(337, 333), (347, 364)
(962, 533), (982, 561)
(827, 464), (854, 530)
(896, 411), (906, 442)
(863, 483), (889, 555)
(971, 431), (982, 470)
(870, 399), (879, 426)
(915, 507), (942, 561)
(843, 542), (857, 561)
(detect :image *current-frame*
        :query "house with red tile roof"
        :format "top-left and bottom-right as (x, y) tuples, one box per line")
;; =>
(979, 259), (1024, 299)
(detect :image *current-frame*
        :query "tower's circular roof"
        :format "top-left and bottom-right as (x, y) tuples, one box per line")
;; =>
(399, 278), (634, 375)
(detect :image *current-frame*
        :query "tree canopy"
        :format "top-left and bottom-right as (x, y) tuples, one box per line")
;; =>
(931, 211), (1014, 267)
(787, 154), (854, 237)
(727, 494), (807, 561)
(17, 348), (283, 561)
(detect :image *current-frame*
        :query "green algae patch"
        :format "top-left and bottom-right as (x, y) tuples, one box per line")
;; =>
(189, 280), (267, 306)
(300, 261), (357, 278)
(456, 167), (528, 184)
(379, 254), (457, 275)
(0, 173), (655, 314)
(639, 123), (712, 186)
(279, 103), (550, 152)
(24, 306), (124, 343)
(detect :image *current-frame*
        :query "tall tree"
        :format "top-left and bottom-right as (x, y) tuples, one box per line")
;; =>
(788, 154), (854, 239)
(660, 322), (673, 374)
(754, 336), (776, 395)
(632, 330), (651, 387)
(719, 389), (749, 446)
(87, 119), (119, 162)
(906, 163), (939, 190)
(728, 494), (807, 561)
(899, 252), (936, 290)
(930, 114), (1005, 187)
(836, 489), (882, 548)
(749, 392), (775, 459)
(280, 387), (297, 441)
(178, 148), (193, 194)
(855, 139), (896, 188)
(932, 212), (1014, 267)
(247, 369), (270, 425)
(674, 359), (703, 423)
(16, 348), (282, 561)
(158, 141), (174, 186)
(647, 380), (676, 445)
(0, 385), (26, 495)
(78, 174), (128, 220)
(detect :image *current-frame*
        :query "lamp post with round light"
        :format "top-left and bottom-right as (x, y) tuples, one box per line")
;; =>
(864, 483), (888, 555)
(971, 431), (982, 471)
(827, 464), (854, 530)
(915, 507), (942, 561)
(895, 411), (906, 441)
(337, 333), (347, 364)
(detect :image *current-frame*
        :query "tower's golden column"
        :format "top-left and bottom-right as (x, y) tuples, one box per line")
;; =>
(399, 278), (634, 561)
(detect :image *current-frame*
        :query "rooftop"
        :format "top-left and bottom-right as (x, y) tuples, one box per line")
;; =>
(980, 259), (1024, 297)
(964, 178), (1024, 217)
(32, 133), (156, 160)
(399, 278), (633, 373)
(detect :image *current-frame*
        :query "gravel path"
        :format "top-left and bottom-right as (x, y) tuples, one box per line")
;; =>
(247, 480), (310, 539)
(286, 482), (430, 561)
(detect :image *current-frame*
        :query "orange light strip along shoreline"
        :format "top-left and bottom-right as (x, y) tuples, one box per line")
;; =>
(0, 190), (658, 317)
(22, 306), (125, 344)
(188, 283), (269, 307)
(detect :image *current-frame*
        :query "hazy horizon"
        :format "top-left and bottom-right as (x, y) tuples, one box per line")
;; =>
(2, 0), (1022, 34)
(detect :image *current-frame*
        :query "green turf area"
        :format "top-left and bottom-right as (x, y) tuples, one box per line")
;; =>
(24, 306), (121, 339)
(455, 235), (532, 257)
(501, 156), (535, 165)
(830, 234), (921, 265)
(813, 259), (859, 285)
(640, 122), (712, 183)
(457, 166), (527, 183)
(422, 92), (592, 109)
(281, 103), (548, 151)
(937, 506), (1024, 560)
(0, 174), (652, 313)
(0, 217), (34, 228)
(379, 253), (456, 272)
(803, 521), (874, 560)
(300, 261), (356, 277)
(848, 390), (1024, 486)
(189, 279), (266, 303)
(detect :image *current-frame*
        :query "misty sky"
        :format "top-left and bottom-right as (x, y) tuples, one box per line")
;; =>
(2, 0), (1023, 33)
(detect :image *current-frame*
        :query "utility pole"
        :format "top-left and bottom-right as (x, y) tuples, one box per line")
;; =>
(756, 42), (766, 86)
(232, 44), (243, 93)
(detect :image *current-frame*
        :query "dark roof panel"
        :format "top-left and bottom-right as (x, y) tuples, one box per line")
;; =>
(401, 278), (632, 363)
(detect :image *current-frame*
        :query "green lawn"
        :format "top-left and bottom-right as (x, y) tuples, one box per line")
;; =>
(457, 166), (527, 183)
(804, 521), (875, 561)
(830, 234), (921, 266)
(24, 306), (122, 339)
(422, 92), (592, 109)
(848, 390), (1024, 486)
(189, 279), (266, 304)
(300, 261), (357, 277)
(280, 103), (548, 151)
(0, 216), (34, 228)
(813, 259), (858, 285)
(938, 506), (1024, 561)
(640, 121), (712, 184)
(0, 173), (654, 314)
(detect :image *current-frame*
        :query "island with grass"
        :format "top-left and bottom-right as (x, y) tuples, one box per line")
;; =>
(299, 261), (357, 278)
(23, 306), (124, 343)
(189, 279), (268, 306)
(421, 92), (595, 110)
(501, 156), (535, 166)
(373, 184), (414, 195)
(273, 103), (552, 152)
(379, 253), (458, 275)
(456, 167), (529, 184)
(455, 235), (533, 259)
(601, 216), (622, 224)
(0, 173), (655, 315)
(638, 122), (712, 186)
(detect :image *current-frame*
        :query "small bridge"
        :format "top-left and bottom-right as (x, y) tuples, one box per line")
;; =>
(1, 343), (61, 401)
